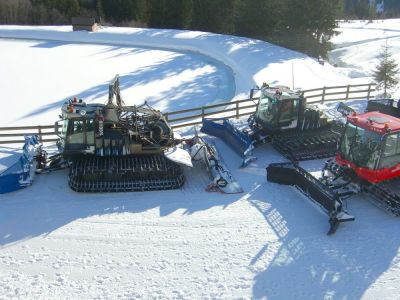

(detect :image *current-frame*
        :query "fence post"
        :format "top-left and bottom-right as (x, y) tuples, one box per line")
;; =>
(321, 87), (326, 103)
(236, 101), (239, 119)
(367, 83), (372, 100)
(346, 85), (350, 101)
(38, 125), (43, 143)
(164, 112), (169, 121)
(201, 106), (205, 119)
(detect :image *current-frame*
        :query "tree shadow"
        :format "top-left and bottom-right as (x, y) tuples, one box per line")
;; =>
(4, 27), (309, 93)
(341, 26), (400, 34)
(31, 40), (72, 48)
(334, 34), (400, 50)
(17, 48), (234, 121)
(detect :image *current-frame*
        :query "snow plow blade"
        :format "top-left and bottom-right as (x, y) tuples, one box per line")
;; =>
(266, 162), (355, 235)
(0, 135), (40, 194)
(188, 136), (243, 194)
(201, 118), (256, 167)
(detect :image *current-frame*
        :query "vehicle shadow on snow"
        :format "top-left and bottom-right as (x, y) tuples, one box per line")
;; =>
(248, 179), (400, 299)
(0, 168), (240, 248)
(0, 147), (22, 173)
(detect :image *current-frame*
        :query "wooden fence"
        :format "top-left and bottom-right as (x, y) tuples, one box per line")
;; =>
(0, 83), (376, 145)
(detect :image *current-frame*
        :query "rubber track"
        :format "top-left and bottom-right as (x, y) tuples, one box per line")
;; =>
(324, 160), (400, 217)
(365, 182), (400, 216)
(69, 155), (184, 192)
(272, 128), (341, 161)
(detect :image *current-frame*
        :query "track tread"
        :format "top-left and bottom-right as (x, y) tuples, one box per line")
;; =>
(68, 155), (184, 193)
(272, 128), (341, 161)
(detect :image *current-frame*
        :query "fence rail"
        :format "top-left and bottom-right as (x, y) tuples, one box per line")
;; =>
(0, 83), (376, 144)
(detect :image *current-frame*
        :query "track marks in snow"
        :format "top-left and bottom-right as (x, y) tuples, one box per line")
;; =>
(0, 189), (269, 299)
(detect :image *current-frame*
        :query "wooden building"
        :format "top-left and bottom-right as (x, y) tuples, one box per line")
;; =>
(71, 17), (99, 32)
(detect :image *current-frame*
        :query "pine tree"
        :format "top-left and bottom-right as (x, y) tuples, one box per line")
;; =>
(65, 0), (80, 18)
(191, 0), (236, 34)
(134, 0), (148, 25)
(344, 0), (371, 18)
(147, 0), (166, 27)
(235, 0), (286, 38)
(96, 0), (104, 18)
(100, 0), (136, 24)
(373, 41), (399, 97)
(167, 0), (192, 29)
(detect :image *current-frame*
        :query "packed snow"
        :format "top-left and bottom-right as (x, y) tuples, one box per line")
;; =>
(330, 19), (400, 99)
(0, 25), (371, 127)
(1, 20), (400, 299)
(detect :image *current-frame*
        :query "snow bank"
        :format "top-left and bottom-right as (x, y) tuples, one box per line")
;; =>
(0, 25), (358, 97)
(330, 19), (400, 97)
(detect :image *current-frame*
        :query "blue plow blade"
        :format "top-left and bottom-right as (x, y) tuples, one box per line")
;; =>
(200, 118), (256, 167)
(0, 135), (40, 194)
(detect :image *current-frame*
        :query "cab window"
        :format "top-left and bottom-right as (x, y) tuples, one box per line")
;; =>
(279, 99), (293, 122)
(73, 120), (84, 133)
(380, 133), (400, 168)
(383, 133), (399, 156)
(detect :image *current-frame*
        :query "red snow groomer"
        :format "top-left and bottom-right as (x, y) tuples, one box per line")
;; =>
(267, 110), (400, 235)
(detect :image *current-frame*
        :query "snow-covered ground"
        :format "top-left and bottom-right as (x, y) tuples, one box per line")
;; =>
(0, 25), (367, 127)
(1, 20), (400, 299)
(330, 19), (400, 98)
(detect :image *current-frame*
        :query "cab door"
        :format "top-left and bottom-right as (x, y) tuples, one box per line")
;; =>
(64, 119), (95, 153)
(65, 119), (86, 152)
(277, 99), (299, 129)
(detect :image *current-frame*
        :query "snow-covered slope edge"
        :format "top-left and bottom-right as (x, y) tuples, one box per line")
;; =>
(329, 19), (400, 97)
(0, 25), (359, 97)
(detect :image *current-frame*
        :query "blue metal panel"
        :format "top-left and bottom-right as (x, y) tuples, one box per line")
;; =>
(0, 135), (39, 194)
(201, 118), (253, 156)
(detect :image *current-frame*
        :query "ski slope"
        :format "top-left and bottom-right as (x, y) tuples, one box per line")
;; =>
(0, 25), (367, 127)
(1, 21), (400, 299)
(330, 19), (400, 98)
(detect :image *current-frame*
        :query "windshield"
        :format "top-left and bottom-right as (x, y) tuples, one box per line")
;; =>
(339, 122), (382, 169)
(255, 93), (279, 124)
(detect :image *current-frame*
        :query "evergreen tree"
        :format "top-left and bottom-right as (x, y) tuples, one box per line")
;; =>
(96, 0), (104, 18)
(286, 0), (340, 41)
(134, 0), (148, 25)
(164, 0), (193, 29)
(147, 0), (166, 27)
(0, 0), (33, 24)
(345, 0), (371, 18)
(191, 0), (236, 34)
(373, 41), (399, 97)
(235, 0), (286, 38)
(101, 0), (136, 23)
(65, 0), (80, 18)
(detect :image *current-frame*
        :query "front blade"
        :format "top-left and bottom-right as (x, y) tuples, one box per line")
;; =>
(164, 146), (193, 167)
